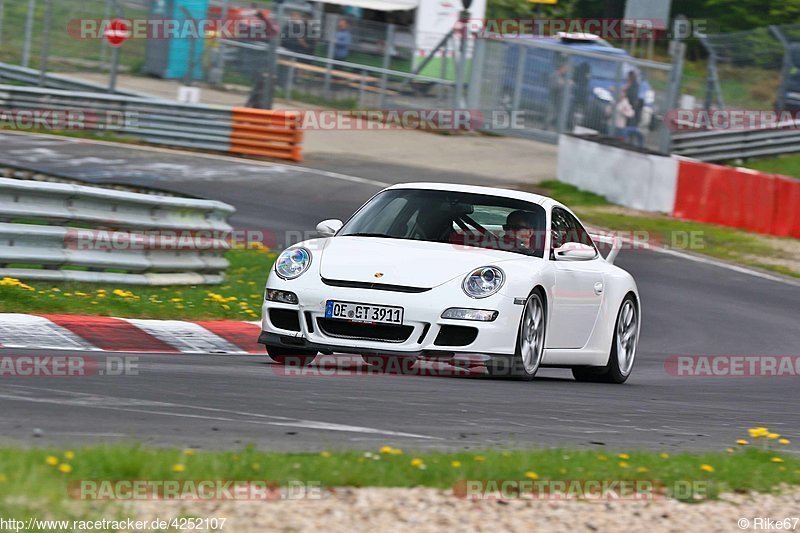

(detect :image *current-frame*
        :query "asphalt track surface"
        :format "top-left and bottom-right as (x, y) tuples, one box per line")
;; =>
(1, 132), (799, 452)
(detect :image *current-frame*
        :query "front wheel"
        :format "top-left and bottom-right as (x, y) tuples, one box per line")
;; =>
(572, 295), (638, 384)
(487, 291), (546, 381)
(267, 346), (317, 367)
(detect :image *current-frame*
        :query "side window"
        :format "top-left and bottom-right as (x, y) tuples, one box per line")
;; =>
(551, 207), (596, 249)
(550, 207), (571, 249)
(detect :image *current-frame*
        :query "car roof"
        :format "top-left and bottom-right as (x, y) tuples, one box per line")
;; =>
(385, 182), (555, 207)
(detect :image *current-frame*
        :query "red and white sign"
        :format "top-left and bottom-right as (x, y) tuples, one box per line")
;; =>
(104, 18), (130, 47)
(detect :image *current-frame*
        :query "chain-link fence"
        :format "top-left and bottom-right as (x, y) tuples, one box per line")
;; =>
(468, 36), (679, 151)
(686, 23), (800, 113)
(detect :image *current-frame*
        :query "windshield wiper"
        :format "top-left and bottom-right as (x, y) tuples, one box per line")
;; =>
(343, 232), (394, 238)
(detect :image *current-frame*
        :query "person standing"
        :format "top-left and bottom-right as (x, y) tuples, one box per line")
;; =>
(334, 18), (352, 62)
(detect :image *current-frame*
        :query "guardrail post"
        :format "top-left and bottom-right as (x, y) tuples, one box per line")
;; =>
(379, 23), (395, 108)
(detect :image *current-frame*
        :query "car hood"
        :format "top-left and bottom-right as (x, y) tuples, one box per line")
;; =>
(318, 236), (521, 288)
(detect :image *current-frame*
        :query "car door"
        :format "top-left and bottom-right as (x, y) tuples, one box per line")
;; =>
(546, 207), (605, 349)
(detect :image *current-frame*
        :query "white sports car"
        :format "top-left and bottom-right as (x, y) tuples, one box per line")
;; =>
(259, 183), (640, 383)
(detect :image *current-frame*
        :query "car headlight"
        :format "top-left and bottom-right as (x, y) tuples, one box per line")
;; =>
(462, 266), (505, 299)
(275, 247), (312, 279)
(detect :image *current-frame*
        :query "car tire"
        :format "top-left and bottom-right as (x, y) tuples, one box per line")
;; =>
(572, 294), (638, 384)
(267, 346), (317, 367)
(361, 355), (418, 374)
(487, 290), (546, 381)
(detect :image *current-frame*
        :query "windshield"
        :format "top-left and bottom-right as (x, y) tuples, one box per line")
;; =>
(339, 189), (547, 257)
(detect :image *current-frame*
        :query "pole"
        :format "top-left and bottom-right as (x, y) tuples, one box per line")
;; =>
(37, 0), (52, 86)
(211, 0), (230, 84)
(108, 0), (122, 93)
(179, 6), (196, 86)
(455, 8), (470, 108)
(0, 0), (5, 47)
(263, 0), (284, 109)
(379, 23), (395, 108)
(21, 0), (35, 68)
(323, 14), (337, 99)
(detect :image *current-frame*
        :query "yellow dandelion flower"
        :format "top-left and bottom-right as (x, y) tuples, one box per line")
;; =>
(64, 451), (75, 460)
(725, 448), (735, 454)
(736, 439), (749, 445)
(183, 449), (196, 456)
(451, 461), (462, 468)
(659, 453), (669, 459)
(525, 471), (539, 480)
(748, 427), (769, 438)
(45, 455), (59, 466)
(771, 457), (785, 463)
(474, 455), (486, 462)
(389, 448), (403, 455)
(57, 464), (72, 474)
(172, 464), (186, 473)
(410, 458), (424, 467)
(597, 454), (608, 461)
(320, 451), (332, 458)
(767, 433), (780, 440)
(379, 446), (395, 455)
(0, 474), (7, 483)
(618, 461), (629, 469)
(618, 453), (630, 460)
(700, 464), (714, 473)
(637, 467), (649, 473)
(779, 439), (790, 445)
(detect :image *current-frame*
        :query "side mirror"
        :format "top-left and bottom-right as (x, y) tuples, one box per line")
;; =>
(316, 219), (343, 237)
(555, 242), (597, 261)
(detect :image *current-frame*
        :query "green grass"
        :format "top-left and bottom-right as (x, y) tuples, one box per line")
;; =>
(0, 248), (275, 320)
(535, 181), (800, 279)
(735, 154), (800, 180)
(0, 442), (797, 509)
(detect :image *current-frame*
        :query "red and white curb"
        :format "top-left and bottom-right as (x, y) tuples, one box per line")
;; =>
(0, 314), (263, 354)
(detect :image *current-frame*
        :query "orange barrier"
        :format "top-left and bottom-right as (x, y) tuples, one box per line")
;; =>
(674, 159), (799, 238)
(230, 108), (303, 162)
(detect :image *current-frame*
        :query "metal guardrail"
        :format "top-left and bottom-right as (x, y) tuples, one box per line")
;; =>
(0, 85), (303, 161)
(0, 62), (146, 96)
(0, 177), (236, 285)
(671, 121), (800, 161)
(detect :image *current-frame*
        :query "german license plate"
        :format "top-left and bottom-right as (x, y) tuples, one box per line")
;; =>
(325, 300), (404, 325)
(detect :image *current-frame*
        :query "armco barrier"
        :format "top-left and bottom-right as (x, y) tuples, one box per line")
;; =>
(230, 107), (303, 161)
(558, 134), (800, 240)
(0, 85), (303, 162)
(0, 177), (236, 285)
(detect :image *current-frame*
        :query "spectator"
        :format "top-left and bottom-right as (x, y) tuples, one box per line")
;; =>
(283, 12), (313, 56)
(334, 19), (353, 62)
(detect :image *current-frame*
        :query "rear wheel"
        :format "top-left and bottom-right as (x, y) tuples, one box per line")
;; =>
(487, 291), (545, 381)
(572, 295), (638, 384)
(267, 346), (317, 367)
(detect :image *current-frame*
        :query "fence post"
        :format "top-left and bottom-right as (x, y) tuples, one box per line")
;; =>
(323, 14), (337, 99)
(358, 69), (366, 107)
(556, 54), (575, 134)
(510, 46), (526, 114)
(21, 0), (35, 68)
(466, 36), (485, 110)
(286, 57), (296, 100)
(660, 41), (686, 154)
(0, 0), (5, 47)
(37, 0), (52, 87)
(379, 23), (394, 108)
